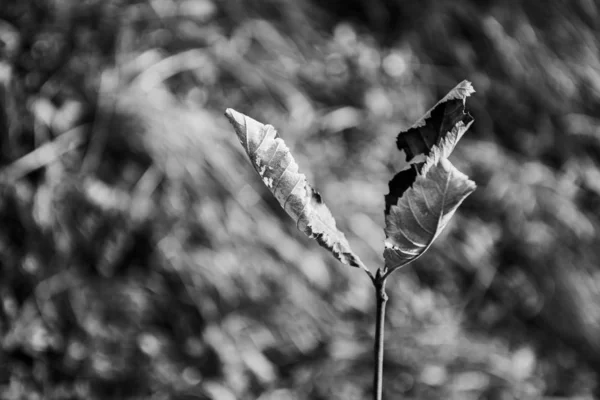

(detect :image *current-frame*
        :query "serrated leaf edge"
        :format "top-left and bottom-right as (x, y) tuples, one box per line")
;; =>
(225, 108), (371, 275)
(411, 80), (474, 130)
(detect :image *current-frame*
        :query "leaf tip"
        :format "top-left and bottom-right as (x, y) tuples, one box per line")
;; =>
(224, 108), (245, 128)
(466, 177), (477, 193)
(444, 80), (475, 103)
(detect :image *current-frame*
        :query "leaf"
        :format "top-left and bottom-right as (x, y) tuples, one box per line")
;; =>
(225, 108), (367, 271)
(396, 80), (475, 163)
(384, 81), (476, 272)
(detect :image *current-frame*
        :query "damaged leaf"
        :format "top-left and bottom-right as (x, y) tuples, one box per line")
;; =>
(384, 81), (476, 272)
(396, 80), (475, 162)
(225, 108), (367, 271)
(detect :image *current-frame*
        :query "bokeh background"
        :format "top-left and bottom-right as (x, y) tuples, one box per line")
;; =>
(1, 0), (600, 399)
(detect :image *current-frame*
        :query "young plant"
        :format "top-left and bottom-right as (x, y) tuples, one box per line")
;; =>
(225, 80), (475, 399)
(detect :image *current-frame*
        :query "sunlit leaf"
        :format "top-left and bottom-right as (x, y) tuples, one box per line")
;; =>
(225, 108), (367, 271)
(384, 81), (476, 272)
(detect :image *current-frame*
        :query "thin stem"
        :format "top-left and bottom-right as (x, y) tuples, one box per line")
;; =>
(373, 269), (388, 400)
(359, 261), (376, 284)
(364, 267), (376, 284)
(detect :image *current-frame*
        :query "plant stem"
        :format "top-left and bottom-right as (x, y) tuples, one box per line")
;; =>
(373, 269), (388, 400)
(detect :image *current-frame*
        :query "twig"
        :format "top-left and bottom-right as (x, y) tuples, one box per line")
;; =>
(373, 269), (388, 400)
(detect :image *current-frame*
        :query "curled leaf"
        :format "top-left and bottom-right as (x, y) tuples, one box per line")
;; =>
(396, 80), (475, 163)
(225, 108), (366, 271)
(384, 81), (476, 272)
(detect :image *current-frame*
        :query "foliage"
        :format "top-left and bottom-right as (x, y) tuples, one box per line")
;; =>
(0, 0), (600, 399)
(384, 81), (475, 272)
(225, 108), (366, 271)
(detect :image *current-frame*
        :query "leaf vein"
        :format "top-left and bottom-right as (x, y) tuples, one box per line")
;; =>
(419, 183), (433, 213)
(273, 159), (294, 194)
(393, 223), (427, 249)
(243, 117), (252, 156)
(407, 194), (433, 235)
(265, 139), (282, 168)
(283, 175), (304, 217)
(255, 125), (271, 157)
(437, 167), (452, 233)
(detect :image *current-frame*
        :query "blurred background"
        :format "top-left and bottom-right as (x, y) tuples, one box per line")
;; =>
(1, 0), (600, 399)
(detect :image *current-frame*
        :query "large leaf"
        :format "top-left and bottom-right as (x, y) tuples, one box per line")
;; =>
(225, 108), (366, 271)
(384, 81), (476, 272)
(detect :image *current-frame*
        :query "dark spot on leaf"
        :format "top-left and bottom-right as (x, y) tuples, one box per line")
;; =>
(397, 98), (472, 161)
(384, 165), (419, 215)
(311, 189), (323, 203)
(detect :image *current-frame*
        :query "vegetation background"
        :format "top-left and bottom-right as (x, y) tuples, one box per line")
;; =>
(1, 0), (600, 399)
